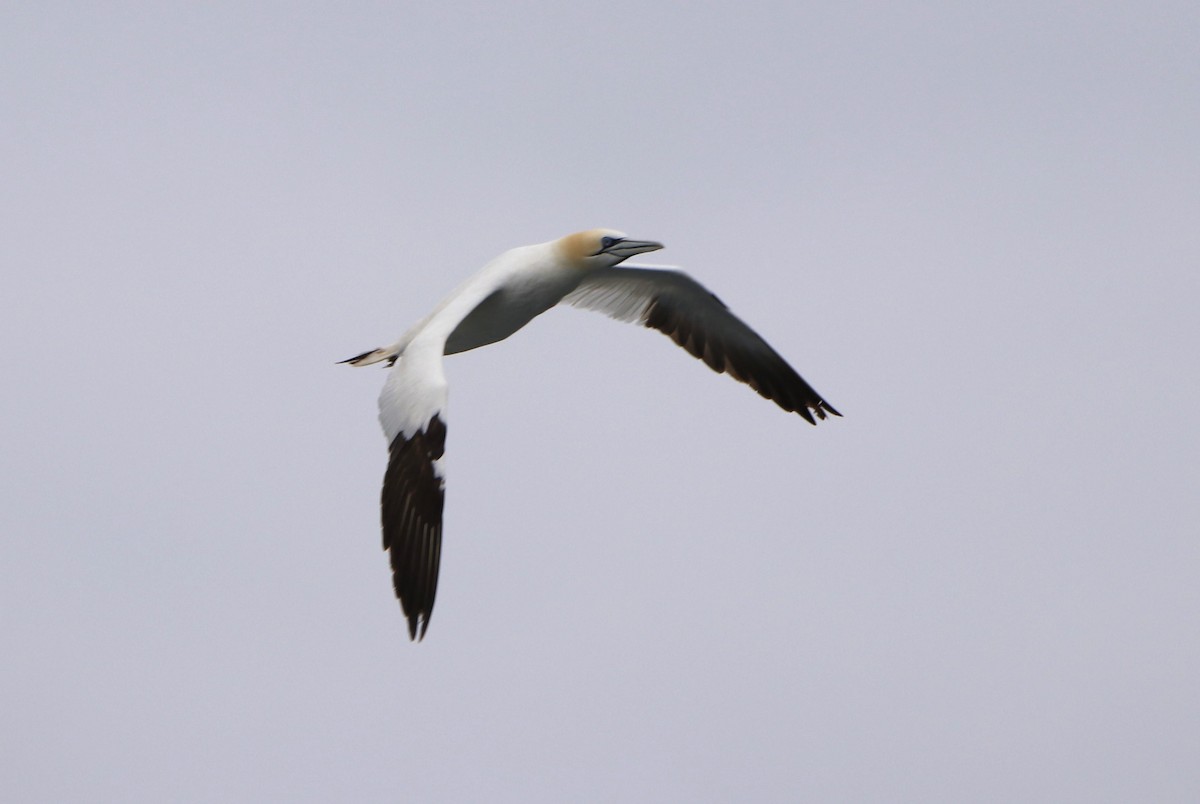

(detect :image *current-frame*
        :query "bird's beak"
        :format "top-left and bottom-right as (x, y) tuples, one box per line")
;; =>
(603, 239), (664, 260)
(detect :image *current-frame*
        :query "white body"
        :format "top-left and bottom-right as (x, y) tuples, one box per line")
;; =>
(377, 240), (588, 443)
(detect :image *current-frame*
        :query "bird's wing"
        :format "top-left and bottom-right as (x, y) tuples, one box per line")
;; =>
(375, 279), (500, 640)
(378, 336), (448, 640)
(563, 266), (840, 423)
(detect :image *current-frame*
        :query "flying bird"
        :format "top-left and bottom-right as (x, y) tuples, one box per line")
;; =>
(343, 229), (839, 639)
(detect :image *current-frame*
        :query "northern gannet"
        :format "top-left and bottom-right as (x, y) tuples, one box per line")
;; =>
(343, 229), (840, 639)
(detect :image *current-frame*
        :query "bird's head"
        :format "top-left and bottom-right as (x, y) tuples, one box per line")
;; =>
(556, 229), (663, 269)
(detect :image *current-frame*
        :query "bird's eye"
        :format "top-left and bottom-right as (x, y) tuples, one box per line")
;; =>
(600, 236), (621, 249)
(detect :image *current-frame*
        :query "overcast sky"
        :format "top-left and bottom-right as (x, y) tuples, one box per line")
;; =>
(3, 2), (1198, 801)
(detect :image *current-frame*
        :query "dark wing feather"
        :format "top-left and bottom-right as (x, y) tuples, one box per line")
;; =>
(564, 267), (840, 423)
(381, 414), (447, 640)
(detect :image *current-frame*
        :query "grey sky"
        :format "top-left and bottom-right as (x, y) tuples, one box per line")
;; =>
(3, 2), (1198, 801)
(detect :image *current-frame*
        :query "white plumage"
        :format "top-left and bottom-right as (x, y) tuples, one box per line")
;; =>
(343, 229), (839, 640)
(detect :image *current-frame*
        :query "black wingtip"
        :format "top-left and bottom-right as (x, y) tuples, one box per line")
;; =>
(404, 613), (430, 642)
(798, 400), (841, 424)
(384, 416), (447, 644)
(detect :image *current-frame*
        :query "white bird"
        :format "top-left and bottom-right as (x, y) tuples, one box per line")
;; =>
(343, 229), (839, 639)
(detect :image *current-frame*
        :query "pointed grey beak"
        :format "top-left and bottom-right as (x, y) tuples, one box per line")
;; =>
(604, 239), (664, 260)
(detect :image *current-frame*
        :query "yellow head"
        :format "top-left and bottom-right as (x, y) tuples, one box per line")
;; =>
(555, 229), (664, 268)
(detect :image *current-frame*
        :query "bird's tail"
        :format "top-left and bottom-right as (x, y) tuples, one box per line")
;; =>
(338, 345), (400, 367)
